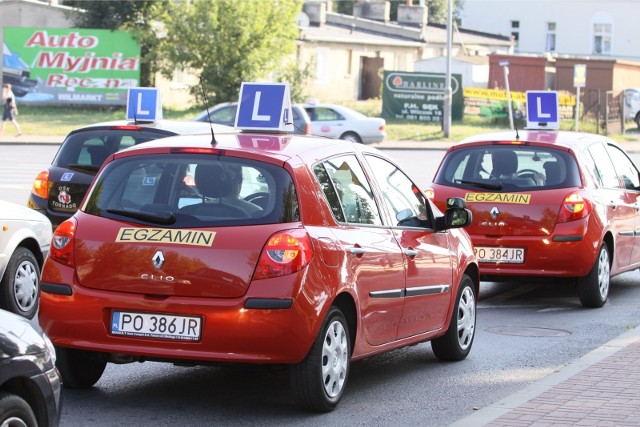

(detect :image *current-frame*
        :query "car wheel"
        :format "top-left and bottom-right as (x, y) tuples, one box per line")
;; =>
(340, 132), (362, 144)
(578, 242), (610, 308)
(289, 306), (350, 412)
(431, 274), (476, 361)
(0, 392), (38, 427)
(56, 347), (107, 389)
(0, 247), (40, 319)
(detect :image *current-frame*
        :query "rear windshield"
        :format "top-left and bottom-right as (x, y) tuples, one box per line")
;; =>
(53, 129), (173, 168)
(83, 154), (298, 227)
(434, 145), (581, 191)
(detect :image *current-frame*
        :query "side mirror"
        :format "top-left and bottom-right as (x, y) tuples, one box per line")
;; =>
(446, 197), (467, 209)
(435, 206), (472, 231)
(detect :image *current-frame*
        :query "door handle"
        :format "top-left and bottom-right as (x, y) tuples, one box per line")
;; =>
(404, 249), (419, 257)
(349, 247), (366, 255)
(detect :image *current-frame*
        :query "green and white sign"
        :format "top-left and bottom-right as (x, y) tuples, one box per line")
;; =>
(3, 27), (140, 105)
(382, 71), (463, 122)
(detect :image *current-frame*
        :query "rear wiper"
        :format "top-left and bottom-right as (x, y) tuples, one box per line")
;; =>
(66, 164), (101, 174)
(458, 179), (503, 190)
(107, 209), (176, 225)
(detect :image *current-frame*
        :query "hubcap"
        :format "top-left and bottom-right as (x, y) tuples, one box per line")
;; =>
(457, 286), (476, 350)
(321, 320), (348, 398)
(14, 260), (38, 313)
(1, 416), (29, 427)
(598, 248), (610, 300)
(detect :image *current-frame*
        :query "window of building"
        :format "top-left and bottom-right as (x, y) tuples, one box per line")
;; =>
(593, 23), (612, 55)
(546, 22), (556, 52)
(511, 20), (520, 50)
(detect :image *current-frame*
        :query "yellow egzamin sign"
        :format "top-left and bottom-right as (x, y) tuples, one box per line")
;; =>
(116, 228), (216, 247)
(464, 193), (531, 204)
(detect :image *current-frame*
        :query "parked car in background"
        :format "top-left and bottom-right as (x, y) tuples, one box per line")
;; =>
(192, 102), (311, 135)
(0, 308), (61, 427)
(27, 120), (236, 230)
(623, 88), (640, 128)
(299, 103), (386, 144)
(427, 130), (640, 308)
(0, 201), (52, 319)
(39, 130), (477, 412)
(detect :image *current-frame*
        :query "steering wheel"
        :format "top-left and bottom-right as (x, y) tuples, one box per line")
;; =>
(244, 192), (269, 209)
(516, 169), (538, 176)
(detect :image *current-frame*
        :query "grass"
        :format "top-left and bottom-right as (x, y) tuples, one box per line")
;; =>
(14, 103), (640, 143)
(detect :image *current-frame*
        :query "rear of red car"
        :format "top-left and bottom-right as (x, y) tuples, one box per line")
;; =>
(428, 140), (604, 281)
(38, 146), (326, 366)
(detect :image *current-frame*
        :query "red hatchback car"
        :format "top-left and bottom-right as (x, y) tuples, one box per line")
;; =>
(428, 130), (640, 308)
(38, 131), (478, 412)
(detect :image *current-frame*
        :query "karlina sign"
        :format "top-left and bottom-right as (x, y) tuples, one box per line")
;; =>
(381, 71), (463, 122)
(3, 27), (140, 105)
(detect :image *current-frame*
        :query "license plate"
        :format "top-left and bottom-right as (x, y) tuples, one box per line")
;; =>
(111, 311), (202, 341)
(474, 246), (525, 264)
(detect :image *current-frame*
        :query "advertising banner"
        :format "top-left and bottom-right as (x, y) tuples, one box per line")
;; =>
(463, 87), (575, 120)
(2, 27), (140, 105)
(382, 71), (463, 122)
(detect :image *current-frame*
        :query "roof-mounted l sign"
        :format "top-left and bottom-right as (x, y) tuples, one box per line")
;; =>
(126, 87), (162, 122)
(235, 82), (293, 132)
(526, 91), (559, 130)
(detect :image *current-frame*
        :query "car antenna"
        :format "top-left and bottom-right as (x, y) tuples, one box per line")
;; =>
(198, 77), (217, 146)
(514, 120), (520, 140)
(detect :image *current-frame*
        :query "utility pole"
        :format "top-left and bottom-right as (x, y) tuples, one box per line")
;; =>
(443, 0), (453, 137)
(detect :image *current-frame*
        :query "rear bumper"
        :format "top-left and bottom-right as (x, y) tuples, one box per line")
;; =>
(27, 195), (72, 230)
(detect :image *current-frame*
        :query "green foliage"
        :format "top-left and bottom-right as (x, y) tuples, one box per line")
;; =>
(158, 0), (302, 106)
(275, 58), (315, 103)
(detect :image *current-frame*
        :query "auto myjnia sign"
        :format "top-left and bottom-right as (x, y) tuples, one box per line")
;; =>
(235, 82), (293, 132)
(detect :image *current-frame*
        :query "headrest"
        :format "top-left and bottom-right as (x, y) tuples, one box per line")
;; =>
(194, 163), (233, 198)
(543, 161), (564, 185)
(492, 151), (518, 177)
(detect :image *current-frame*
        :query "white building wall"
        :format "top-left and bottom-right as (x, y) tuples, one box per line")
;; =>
(460, 0), (639, 60)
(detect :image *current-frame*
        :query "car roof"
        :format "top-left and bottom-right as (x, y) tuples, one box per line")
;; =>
(456, 130), (616, 151)
(69, 119), (236, 135)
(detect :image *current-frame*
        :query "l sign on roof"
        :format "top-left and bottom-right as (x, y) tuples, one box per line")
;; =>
(126, 87), (163, 122)
(526, 91), (559, 130)
(235, 82), (293, 132)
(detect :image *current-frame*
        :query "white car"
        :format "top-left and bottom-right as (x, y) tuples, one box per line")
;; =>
(299, 103), (386, 144)
(0, 201), (52, 319)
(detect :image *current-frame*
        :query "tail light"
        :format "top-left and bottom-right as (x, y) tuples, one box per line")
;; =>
(379, 124), (385, 131)
(424, 187), (435, 200)
(557, 193), (592, 223)
(304, 123), (311, 135)
(31, 170), (50, 199)
(253, 229), (313, 280)
(50, 218), (76, 267)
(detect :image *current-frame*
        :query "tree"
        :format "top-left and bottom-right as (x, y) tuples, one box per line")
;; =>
(63, 0), (168, 87)
(158, 0), (302, 106)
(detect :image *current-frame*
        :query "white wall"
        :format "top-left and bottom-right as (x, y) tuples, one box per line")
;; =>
(460, 0), (639, 60)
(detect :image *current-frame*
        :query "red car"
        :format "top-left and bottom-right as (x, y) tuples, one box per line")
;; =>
(427, 130), (640, 308)
(38, 131), (477, 412)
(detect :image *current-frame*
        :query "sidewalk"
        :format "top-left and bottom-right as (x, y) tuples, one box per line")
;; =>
(450, 325), (640, 426)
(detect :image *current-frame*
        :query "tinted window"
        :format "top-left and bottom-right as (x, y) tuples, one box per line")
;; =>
(586, 143), (620, 189)
(313, 155), (382, 225)
(434, 145), (581, 190)
(53, 129), (171, 168)
(84, 154), (298, 227)
(607, 144), (640, 190)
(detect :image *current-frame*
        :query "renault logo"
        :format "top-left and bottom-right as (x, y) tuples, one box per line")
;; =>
(152, 251), (165, 269)
(490, 207), (500, 219)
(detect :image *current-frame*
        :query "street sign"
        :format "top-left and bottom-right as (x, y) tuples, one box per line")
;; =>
(574, 64), (587, 88)
(126, 87), (162, 121)
(526, 91), (559, 130)
(235, 82), (293, 132)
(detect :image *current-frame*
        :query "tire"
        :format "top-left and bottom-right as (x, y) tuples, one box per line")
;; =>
(340, 132), (362, 144)
(0, 247), (40, 319)
(0, 392), (38, 427)
(431, 274), (476, 361)
(635, 112), (640, 129)
(289, 306), (350, 412)
(56, 346), (107, 389)
(578, 242), (610, 308)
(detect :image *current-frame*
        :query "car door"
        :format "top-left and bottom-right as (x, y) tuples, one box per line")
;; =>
(313, 154), (406, 346)
(364, 154), (454, 337)
(305, 106), (344, 139)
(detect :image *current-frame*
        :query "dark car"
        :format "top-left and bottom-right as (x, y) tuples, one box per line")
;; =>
(28, 120), (236, 230)
(3, 42), (38, 97)
(0, 309), (61, 426)
(192, 102), (311, 135)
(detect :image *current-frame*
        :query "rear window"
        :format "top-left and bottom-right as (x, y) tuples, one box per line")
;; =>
(83, 154), (298, 227)
(53, 129), (173, 168)
(434, 145), (581, 191)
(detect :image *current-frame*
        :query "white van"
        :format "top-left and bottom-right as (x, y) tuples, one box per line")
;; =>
(624, 88), (640, 127)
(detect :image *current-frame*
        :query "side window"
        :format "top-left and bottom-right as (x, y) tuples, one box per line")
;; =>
(315, 108), (344, 121)
(81, 138), (109, 166)
(365, 155), (431, 227)
(607, 145), (640, 190)
(586, 143), (620, 189)
(314, 155), (382, 225)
